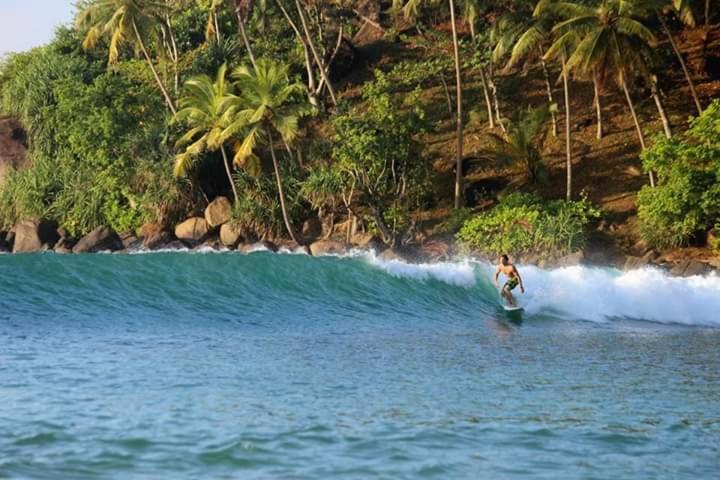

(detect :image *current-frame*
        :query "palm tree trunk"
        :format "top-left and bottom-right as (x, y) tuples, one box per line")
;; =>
(214, 10), (221, 43)
(621, 75), (655, 188)
(658, 13), (702, 115)
(479, 67), (495, 129)
(164, 11), (180, 98)
(651, 79), (672, 139)
(220, 145), (240, 204)
(235, 10), (258, 71)
(276, 0), (318, 106)
(132, 20), (177, 115)
(488, 69), (505, 132)
(593, 70), (603, 140)
(439, 74), (453, 115)
(561, 53), (572, 201)
(294, 0), (337, 106)
(266, 126), (303, 246)
(705, 0), (710, 27)
(449, 0), (464, 209)
(539, 50), (558, 137)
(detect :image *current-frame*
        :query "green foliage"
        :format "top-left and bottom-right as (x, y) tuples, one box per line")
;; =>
(709, 225), (720, 255)
(486, 105), (550, 183)
(231, 163), (305, 238)
(637, 99), (720, 249)
(1, 46), (95, 154)
(189, 38), (242, 76)
(0, 42), (181, 236)
(456, 193), (601, 257)
(301, 164), (344, 211)
(329, 70), (431, 246)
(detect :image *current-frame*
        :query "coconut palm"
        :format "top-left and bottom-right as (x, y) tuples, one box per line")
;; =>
(76, 0), (177, 114)
(485, 105), (551, 184)
(226, 59), (309, 244)
(541, 0), (658, 187)
(506, 14), (560, 137)
(542, 32), (575, 200)
(633, 0), (702, 114)
(173, 64), (240, 204)
(394, 0), (465, 209)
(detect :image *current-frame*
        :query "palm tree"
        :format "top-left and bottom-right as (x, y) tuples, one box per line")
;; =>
(394, 0), (465, 209)
(507, 15), (559, 137)
(533, 9), (577, 200)
(77, 0), (177, 114)
(173, 64), (240, 204)
(486, 105), (551, 184)
(541, 0), (658, 187)
(634, 0), (702, 114)
(226, 59), (309, 244)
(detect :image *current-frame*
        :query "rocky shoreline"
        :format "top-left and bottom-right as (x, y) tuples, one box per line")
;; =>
(1, 195), (717, 278)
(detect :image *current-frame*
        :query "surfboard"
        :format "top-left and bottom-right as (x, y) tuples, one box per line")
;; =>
(502, 305), (524, 312)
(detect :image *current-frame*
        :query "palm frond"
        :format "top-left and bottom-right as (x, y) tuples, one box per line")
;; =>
(233, 125), (261, 167)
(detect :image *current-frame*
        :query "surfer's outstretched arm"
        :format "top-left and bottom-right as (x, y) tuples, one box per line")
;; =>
(514, 266), (525, 293)
(493, 268), (500, 288)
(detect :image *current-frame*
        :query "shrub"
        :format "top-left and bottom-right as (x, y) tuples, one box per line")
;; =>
(329, 70), (432, 247)
(0, 42), (179, 236)
(456, 193), (601, 258)
(638, 99), (720, 249)
(231, 163), (305, 239)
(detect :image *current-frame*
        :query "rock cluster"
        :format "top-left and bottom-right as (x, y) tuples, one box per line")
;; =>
(0, 195), (717, 279)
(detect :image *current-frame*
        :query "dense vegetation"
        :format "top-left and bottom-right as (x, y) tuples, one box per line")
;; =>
(457, 192), (601, 258)
(0, 0), (717, 257)
(637, 99), (720, 249)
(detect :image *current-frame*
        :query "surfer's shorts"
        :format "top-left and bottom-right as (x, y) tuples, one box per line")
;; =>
(503, 278), (519, 291)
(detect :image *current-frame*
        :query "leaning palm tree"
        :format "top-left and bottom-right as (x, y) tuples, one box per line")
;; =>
(226, 59), (310, 245)
(541, 0), (658, 188)
(77, 0), (177, 114)
(633, 0), (702, 114)
(173, 64), (240, 204)
(394, 0), (465, 209)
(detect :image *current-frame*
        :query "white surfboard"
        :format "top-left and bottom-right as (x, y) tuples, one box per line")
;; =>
(502, 305), (524, 312)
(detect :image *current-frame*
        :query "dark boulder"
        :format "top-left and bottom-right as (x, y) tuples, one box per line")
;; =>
(301, 216), (322, 241)
(418, 240), (451, 263)
(670, 260), (711, 277)
(0, 232), (9, 252)
(139, 223), (174, 250)
(12, 220), (59, 253)
(72, 226), (123, 253)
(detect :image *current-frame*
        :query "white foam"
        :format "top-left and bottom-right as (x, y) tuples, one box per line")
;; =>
(518, 265), (720, 325)
(364, 251), (477, 288)
(362, 252), (720, 326)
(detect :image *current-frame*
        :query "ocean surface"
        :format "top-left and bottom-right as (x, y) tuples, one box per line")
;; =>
(1, 250), (719, 479)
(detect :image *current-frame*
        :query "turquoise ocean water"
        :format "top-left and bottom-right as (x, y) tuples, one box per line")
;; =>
(1, 251), (719, 479)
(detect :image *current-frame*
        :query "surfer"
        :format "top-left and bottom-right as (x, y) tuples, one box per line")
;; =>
(493, 254), (525, 307)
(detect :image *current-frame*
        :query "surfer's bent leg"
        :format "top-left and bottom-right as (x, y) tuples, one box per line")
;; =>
(503, 279), (518, 307)
(502, 286), (514, 307)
